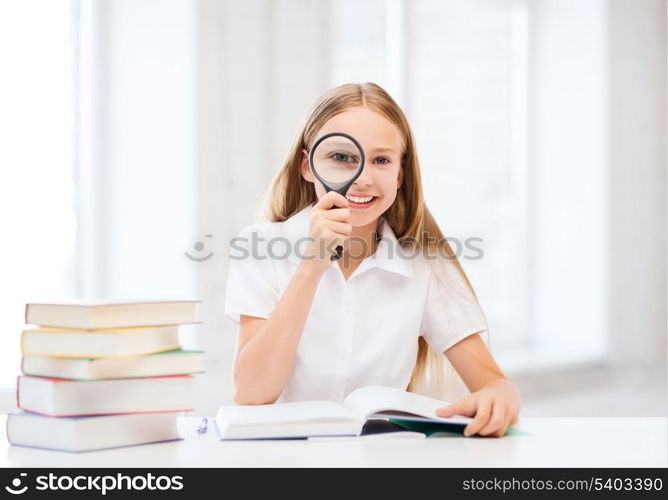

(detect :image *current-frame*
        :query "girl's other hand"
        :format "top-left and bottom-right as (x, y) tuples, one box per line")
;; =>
(435, 380), (521, 438)
(300, 192), (352, 275)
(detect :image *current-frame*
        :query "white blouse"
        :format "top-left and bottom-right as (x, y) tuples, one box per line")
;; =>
(224, 204), (488, 403)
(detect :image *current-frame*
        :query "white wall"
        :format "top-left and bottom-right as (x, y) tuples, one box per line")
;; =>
(607, 0), (666, 364)
(93, 0), (197, 302)
(527, 0), (609, 361)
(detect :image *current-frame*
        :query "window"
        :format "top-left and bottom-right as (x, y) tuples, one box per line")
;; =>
(329, 0), (531, 351)
(0, 1), (78, 389)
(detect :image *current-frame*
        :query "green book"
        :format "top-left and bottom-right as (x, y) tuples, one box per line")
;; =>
(389, 418), (531, 437)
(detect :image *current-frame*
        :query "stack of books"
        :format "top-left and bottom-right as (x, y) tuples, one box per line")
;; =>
(6, 300), (204, 452)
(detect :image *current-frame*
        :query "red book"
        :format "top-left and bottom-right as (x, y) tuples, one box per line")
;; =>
(17, 375), (193, 417)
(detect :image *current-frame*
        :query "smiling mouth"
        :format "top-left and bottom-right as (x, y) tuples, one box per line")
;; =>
(345, 195), (378, 208)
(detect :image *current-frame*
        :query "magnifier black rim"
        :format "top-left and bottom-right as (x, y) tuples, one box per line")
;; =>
(308, 132), (365, 192)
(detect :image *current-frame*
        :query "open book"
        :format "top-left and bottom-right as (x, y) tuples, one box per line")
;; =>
(215, 386), (473, 440)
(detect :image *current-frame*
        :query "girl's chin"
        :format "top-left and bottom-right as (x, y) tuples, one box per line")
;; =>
(350, 212), (381, 227)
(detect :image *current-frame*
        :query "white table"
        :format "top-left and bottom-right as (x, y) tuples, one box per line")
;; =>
(2, 416), (666, 468)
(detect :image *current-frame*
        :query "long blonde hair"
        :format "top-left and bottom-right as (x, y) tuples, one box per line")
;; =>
(261, 82), (490, 401)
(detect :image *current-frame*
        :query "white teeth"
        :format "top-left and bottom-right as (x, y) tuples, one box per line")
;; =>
(346, 195), (374, 203)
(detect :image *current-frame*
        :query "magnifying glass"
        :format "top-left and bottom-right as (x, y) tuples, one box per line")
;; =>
(308, 132), (365, 261)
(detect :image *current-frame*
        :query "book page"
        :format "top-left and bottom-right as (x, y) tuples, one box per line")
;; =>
(343, 386), (472, 424)
(216, 400), (361, 425)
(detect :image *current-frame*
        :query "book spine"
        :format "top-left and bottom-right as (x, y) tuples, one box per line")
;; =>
(19, 331), (26, 356)
(14, 375), (19, 407)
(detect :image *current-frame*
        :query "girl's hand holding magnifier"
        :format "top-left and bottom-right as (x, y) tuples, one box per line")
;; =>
(304, 132), (365, 266)
(300, 191), (352, 275)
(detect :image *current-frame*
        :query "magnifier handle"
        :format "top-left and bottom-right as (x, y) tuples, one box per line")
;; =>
(325, 188), (346, 261)
(331, 245), (343, 261)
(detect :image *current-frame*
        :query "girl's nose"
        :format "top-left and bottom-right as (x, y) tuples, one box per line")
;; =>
(353, 164), (373, 187)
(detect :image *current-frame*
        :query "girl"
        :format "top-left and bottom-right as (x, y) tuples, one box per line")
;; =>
(225, 82), (521, 438)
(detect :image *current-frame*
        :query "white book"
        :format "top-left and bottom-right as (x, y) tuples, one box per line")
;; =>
(25, 299), (200, 330)
(215, 386), (473, 440)
(20, 325), (182, 358)
(7, 411), (184, 452)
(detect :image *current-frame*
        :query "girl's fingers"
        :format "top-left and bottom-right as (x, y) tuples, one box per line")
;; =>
(435, 406), (454, 417)
(438, 393), (519, 437)
(463, 396), (492, 437)
(436, 395), (477, 418)
(309, 211), (351, 236)
(315, 191), (349, 210)
(324, 208), (352, 223)
(477, 401), (507, 437)
(325, 221), (353, 237)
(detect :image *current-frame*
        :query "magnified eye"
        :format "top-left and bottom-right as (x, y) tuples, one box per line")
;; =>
(331, 151), (358, 163)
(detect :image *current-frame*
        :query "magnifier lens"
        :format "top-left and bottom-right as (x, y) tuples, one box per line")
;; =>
(311, 136), (362, 186)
